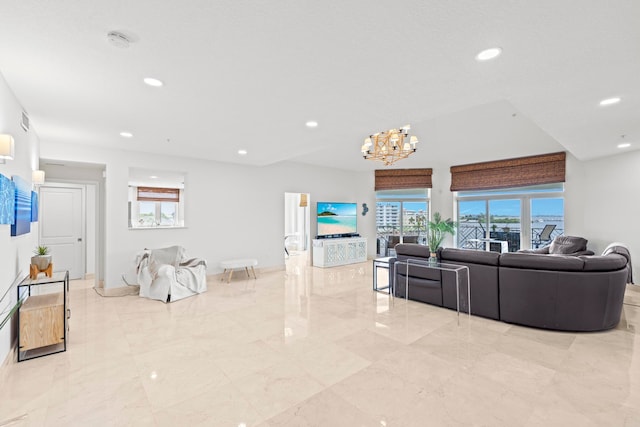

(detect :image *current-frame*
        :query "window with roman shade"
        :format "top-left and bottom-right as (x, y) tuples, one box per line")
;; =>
(374, 168), (433, 191)
(374, 169), (432, 255)
(137, 187), (180, 202)
(450, 152), (565, 192)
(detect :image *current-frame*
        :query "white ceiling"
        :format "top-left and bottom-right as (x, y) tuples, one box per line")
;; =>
(0, 1), (638, 171)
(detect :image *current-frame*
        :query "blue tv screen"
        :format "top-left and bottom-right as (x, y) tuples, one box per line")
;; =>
(316, 202), (357, 237)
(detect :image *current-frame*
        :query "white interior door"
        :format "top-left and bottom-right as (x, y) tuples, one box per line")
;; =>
(39, 185), (85, 279)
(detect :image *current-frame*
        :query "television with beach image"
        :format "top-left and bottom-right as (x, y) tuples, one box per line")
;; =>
(317, 202), (357, 237)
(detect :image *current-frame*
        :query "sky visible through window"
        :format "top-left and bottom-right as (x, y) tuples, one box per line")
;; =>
(460, 199), (563, 216)
(403, 202), (428, 212)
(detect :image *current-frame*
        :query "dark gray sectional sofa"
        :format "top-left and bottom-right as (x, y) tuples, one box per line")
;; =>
(389, 243), (630, 332)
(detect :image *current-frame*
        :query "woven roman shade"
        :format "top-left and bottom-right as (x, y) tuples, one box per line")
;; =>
(137, 187), (180, 202)
(450, 152), (566, 192)
(375, 168), (433, 191)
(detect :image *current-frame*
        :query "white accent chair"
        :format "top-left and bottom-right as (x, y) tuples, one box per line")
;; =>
(136, 245), (207, 302)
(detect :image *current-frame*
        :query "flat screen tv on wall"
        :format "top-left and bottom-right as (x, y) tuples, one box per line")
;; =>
(316, 202), (358, 238)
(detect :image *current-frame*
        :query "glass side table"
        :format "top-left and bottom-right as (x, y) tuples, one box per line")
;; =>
(17, 271), (70, 362)
(373, 257), (394, 294)
(394, 259), (470, 325)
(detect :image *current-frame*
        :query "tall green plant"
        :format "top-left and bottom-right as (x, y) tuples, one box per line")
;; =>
(427, 212), (457, 253)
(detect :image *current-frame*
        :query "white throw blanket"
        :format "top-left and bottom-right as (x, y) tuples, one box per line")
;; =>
(136, 246), (208, 302)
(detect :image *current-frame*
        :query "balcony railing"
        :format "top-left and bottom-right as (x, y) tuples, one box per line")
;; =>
(458, 223), (563, 252)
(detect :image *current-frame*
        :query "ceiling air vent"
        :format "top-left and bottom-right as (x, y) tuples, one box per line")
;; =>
(21, 111), (29, 132)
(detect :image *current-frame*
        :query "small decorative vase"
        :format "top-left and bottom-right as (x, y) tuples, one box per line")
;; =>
(429, 252), (437, 264)
(31, 255), (52, 271)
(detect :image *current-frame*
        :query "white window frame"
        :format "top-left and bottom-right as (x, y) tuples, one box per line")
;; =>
(128, 186), (185, 229)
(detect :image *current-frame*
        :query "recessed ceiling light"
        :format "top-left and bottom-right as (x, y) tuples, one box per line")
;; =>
(617, 143), (631, 148)
(599, 97), (621, 106)
(150, 175), (158, 179)
(238, 149), (247, 155)
(305, 121), (318, 128)
(475, 47), (502, 61)
(143, 77), (163, 87)
(120, 131), (133, 138)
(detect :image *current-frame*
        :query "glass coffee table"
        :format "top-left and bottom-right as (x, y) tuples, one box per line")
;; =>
(394, 259), (470, 325)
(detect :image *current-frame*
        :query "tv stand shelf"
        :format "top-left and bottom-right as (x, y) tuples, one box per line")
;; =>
(312, 237), (367, 267)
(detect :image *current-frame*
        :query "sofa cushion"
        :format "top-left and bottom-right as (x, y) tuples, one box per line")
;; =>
(440, 248), (500, 266)
(549, 236), (588, 254)
(499, 252), (585, 271)
(580, 254), (628, 272)
(395, 243), (431, 258)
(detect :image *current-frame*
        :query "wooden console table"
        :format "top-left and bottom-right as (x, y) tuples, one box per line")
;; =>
(17, 271), (69, 362)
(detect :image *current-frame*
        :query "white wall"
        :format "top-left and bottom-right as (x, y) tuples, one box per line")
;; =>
(40, 142), (377, 288)
(0, 72), (40, 364)
(572, 150), (640, 271)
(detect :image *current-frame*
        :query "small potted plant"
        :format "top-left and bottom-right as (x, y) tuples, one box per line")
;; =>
(31, 245), (52, 271)
(427, 212), (457, 259)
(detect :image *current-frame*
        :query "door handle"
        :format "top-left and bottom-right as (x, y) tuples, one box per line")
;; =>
(77, 238), (82, 242)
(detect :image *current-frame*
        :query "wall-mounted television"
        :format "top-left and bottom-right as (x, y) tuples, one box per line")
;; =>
(316, 202), (358, 238)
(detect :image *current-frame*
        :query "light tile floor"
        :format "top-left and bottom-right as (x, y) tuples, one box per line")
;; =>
(1, 253), (640, 426)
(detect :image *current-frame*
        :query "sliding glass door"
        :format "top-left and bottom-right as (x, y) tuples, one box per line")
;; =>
(530, 198), (564, 248)
(376, 189), (429, 256)
(488, 199), (521, 252)
(456, 184), (564, 252)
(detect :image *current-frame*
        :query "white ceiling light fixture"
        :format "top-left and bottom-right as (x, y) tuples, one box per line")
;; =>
(107, 31), (131, 49)
(305, 121), (318, 128)
(238, 149), (248, 155)
(149, 175), (158, 179)
(143, 77), (164, 87)
(120, 131), (133, 138)
(475, 47), (502, 61)
(599, 97), (621, 106)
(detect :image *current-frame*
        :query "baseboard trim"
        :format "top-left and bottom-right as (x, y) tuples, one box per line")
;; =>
(207, 265), (284, 282)
(94, 285), (140, 297)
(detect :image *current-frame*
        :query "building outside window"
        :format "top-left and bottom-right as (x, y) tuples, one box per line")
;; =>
(376, 188), (430, 256)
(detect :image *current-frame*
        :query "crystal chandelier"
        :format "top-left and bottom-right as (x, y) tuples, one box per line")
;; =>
(360, 125), (418, 166)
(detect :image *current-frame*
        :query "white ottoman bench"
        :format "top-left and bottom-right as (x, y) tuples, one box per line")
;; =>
(219, 258), (258, 283)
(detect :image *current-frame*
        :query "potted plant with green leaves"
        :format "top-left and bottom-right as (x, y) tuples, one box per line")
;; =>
(427, 212), (457, 259)
(31, 245), (52, 271)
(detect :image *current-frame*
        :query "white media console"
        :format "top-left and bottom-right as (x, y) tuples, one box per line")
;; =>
(312, 237), (367, 267)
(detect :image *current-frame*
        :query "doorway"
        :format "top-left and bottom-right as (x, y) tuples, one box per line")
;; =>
(40, 160), (105, 287)
(39, 184), (86, 280)
(284, 192), (311, 263)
